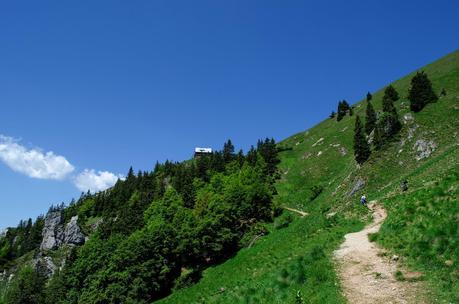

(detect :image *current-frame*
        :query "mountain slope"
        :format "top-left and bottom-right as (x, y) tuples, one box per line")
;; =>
(158, 50), (459, 303)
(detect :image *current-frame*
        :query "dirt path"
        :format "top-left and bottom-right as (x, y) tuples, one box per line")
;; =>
(282, 206), (308, 217)
(334, 202), (426, 304)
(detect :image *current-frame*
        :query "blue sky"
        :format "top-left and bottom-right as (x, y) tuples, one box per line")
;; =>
(1, 0), (458, 228)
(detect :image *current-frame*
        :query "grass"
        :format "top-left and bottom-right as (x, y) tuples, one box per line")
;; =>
(157, 50), (459, 303)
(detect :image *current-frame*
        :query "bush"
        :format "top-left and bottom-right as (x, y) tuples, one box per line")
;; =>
(274, 213), (294, 230)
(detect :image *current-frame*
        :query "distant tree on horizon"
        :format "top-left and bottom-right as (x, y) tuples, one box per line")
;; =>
(366, 92), (373, 102)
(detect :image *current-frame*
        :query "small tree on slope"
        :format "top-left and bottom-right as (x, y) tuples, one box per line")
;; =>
(408, 71), (438, 112)
(383, 85), (399, 102)
(353, 115), (371, 165)
(365, 100), (377, 135)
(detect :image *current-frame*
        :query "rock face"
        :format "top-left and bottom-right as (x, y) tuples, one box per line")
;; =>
(349, 178), (365, 196)
(33, 255), (56, 278)
(64, 216), (86, 246)
(413, 139), (437, 161)
(40, 212), (86, 251)
(40, 211), (64, 251)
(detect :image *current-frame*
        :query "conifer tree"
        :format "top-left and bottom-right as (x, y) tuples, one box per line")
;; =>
(329, 111), (336, 119)
(381, 86), (402, 137)
(408, 71), (438, 112)
(366, 92), (372, 102)
(373, 123), (384, 150)
(353, 115), (371, 165)
(223, 139), (235, 163)
(365, 100), (377, 135)
(384, 85), (399, 102)
(336, 100), (349, 121)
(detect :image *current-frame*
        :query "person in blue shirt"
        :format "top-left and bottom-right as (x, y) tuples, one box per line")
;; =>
(360, 195), (367, 207)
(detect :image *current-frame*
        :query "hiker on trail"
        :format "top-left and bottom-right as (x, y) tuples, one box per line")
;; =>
(360, 195), (367, 207)
(401, 179), (408, 192)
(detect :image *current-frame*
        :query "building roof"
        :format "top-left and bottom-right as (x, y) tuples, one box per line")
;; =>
(194, 147), (212, 153)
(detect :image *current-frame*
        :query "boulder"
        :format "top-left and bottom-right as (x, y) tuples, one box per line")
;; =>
(403, 113), (414, 124)
(40, 211), (64, 251)
(413, 139), (437, 161)
(33, 255), (56, 278)
(63, 216), (86, 246)
(349, 178), (365, 196)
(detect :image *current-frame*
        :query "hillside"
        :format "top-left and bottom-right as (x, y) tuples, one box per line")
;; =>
(0, 50), (458, 304)
(158, 50), (459, 303)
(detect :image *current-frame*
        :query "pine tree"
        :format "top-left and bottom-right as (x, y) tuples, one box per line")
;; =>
(353, 115), (371, 165)
(366, 92), (372, 102)
(408, 71), (438, 112)
(365, 100), (377, 135)
(337, 100), (349, 121)
(223, 139), (235, 163)
(381, 87), (402, 137)
(384, 85), (399, 102)
(329, 111), (336, 119)
(373, 123), (384, 150)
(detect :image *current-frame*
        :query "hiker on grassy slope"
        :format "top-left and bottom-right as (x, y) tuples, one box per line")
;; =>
(360, 195), (367, 207)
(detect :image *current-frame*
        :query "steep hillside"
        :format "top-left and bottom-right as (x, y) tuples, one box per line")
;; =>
(0, 50), (457, 304)
(158, 50), (458, 303)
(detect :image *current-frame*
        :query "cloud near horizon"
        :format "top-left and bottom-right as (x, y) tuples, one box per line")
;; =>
(0, 134), (123, 192)
(74, 169), (124, 193)
(0, 135), (75, 180)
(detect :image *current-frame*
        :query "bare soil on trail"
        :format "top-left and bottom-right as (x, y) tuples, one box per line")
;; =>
(334, 202), (427, 304)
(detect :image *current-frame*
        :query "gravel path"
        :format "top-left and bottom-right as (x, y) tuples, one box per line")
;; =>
(334, 202), (427, 304)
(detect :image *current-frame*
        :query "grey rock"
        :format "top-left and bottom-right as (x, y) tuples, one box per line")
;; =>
(339, 146), (348, 156)
(367, 130), (375, 145)
(33, 255), (56, 278)
(40, 211), (64, 251)
(403, 113), (414, 124)
(413, 139), (437, 161)
(0, 228), (8, 239)
(349, 178), (365, 196)
(63, 216), (85, 246)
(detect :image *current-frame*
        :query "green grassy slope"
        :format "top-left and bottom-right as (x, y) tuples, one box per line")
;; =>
(158, 50), (459, 303)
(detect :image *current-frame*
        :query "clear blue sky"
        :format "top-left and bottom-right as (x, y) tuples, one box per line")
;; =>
(1, 0), (458, 228)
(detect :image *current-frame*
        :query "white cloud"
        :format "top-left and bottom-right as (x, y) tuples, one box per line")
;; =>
(0, 135), (75, 180)
(74, 169), (124, 193)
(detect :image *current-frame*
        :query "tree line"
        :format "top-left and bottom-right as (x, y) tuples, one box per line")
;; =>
(2, 138), (280, 304)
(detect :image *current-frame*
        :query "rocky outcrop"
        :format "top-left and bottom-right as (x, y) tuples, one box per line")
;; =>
(33, 255), (56, 278)
(40, 211), (64, 251)
(40, 212), (86, 251)
(349, 178), (365, 196)
(64, 216), (86, 246)
(413, 139), (437, 161)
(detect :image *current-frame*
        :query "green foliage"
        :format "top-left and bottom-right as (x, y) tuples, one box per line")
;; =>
(364, 100), (377, 135)
(408, 71), (438, 112)
(309, 185), (323, 201)
(378, 171), (459, 302)
(383, 85), (399, 103)
(336, 100), (350, 121)
(274, 213), (293, 230)
(353, 115), (371, 164)
(4, 267), (45, 304)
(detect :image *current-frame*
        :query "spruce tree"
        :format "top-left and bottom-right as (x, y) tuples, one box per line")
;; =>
(373, 123), (384, 150)
(381, 87), (402, 137)
(408, 71), (438, 112)
(366, 92), (372, 102)
(353, 115), (371, 165)
(329, 111), (336, 119)
(384, 85), (399, 102)
(223, 139), (235, 163)
(337, 100), (349, 121)
(365, 100), (377, 135)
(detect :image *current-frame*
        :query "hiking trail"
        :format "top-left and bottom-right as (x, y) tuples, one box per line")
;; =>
(334, 201), (427, 304)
